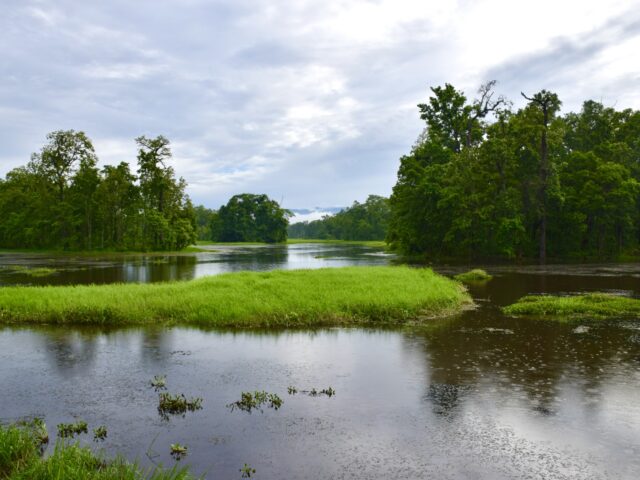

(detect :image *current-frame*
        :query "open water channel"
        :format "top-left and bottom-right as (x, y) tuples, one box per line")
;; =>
(1, 243), (639, 479)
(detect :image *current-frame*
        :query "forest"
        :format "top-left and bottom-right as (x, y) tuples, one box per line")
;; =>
(0, 132), (197, 251)
(288, 195), (390, 240)
(388, 82), (640, 261)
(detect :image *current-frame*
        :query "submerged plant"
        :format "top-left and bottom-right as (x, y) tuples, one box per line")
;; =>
(170, 443), (188, 460)
(150, 374), (167, 390)
(227, 391), (283, 413)
(158, 393), (203, 418)
(240, 463), (256, 478)
(57, 420), (88, 438)
(93, 425), (107, 441)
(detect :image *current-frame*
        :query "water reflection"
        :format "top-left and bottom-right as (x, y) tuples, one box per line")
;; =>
(0, 243), (391, 286)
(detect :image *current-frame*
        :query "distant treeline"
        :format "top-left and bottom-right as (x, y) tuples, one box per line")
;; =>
(388, 82), (640, 261)
(0, 131), (196, 251)
(288, 195), (390, 241)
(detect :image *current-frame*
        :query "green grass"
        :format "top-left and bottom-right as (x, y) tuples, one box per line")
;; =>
(286, 239), (388, 247)
(0, 267), (471, 327)
(0, 423), (194, 479)
(503, 292), (640, 319)
(0, 266), (58, 277)
(454, 269), (492, 283)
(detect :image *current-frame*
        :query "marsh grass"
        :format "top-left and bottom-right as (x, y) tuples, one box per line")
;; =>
(0, 267), (470, 327)
(56, 421), (87, 439)
(0, 423), (195, 479)
(158, 393), (203, 419)
(454, 269), (492, 283)
(503, 292), (640, 319)
(1, 266), (58, 277)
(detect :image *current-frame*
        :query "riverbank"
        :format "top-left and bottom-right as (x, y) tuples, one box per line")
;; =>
(0, 423), (194, 479)
(0, 266), (470, 327)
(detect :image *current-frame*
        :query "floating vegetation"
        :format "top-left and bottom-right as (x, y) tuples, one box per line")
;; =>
(227, 391), (283, 413)
(93, 425), (107, 442)
(240, 463), (256, 478)
(454, 268), (492, 283)
(1, 265), (58, 277)
(503, 293), (640, 319)
(150, 375), (167, 390)
(158, 393), (203, 418)
(16, 417), (49, 449)
(57, 420), (88, 438)
(287, 386), (336, 397)
(170, 443), (188, 460)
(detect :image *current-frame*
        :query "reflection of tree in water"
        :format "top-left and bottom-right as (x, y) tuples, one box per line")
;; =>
(41, 329), (100, 376)
(409, 311), (640, 417)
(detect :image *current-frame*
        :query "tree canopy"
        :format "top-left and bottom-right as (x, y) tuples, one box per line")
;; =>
(388, 83), (640, 261)
(210, 193), (291, 243)
(0, 131), (197, 251)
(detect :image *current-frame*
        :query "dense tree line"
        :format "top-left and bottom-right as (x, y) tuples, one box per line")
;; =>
(388, 82), (640, 261)
(0, 131), (197, 251)
(288, 195), (390, 240)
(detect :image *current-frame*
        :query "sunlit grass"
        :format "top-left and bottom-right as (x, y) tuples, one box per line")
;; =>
(503, 292), (640, 319)
(0, 266), (470, 327)
(454, 269), (492, 283)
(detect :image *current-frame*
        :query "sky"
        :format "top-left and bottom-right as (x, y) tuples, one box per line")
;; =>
(1, 0), (640, 216)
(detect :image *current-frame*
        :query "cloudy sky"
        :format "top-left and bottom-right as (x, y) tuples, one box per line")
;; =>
(1, 0), (639, 214)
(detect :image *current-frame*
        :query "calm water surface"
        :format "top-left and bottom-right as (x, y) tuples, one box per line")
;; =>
(0, 245), (639, 479)
(0, 243), (392, 286)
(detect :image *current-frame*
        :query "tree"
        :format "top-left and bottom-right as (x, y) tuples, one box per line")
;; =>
(213, 194), (291, 243)
(521, 90), (562, 263)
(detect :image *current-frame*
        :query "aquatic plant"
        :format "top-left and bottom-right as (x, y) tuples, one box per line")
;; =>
(1, 265), (58, 277)
(287, 386), (336, 397)
(503, 292), (640, 319)
(239, 463), (256, 478)
(150, 375), (167, 390)
(0, 422), (196, 479)
(0, 266), (472, 327)
(93, 425), (107, 442)
(158, 393), (203, 418)
(57, 420), (88, 438)
(454, 269), (492, 283)
(170, 443), (188, 461)
(227, 391), (283, 413)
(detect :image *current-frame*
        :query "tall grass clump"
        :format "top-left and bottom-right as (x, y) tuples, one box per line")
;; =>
(454, 269), (492, 283)
(0, 423), (194, 479)
(0, 266), (470, 327)
(503, 292), (640, 319)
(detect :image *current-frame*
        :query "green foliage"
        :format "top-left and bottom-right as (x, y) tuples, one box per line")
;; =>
(388, 83), (640, 261)
(503, 293), (640, 318)
(227, 391), (283, 413)
(0, 132), (196, 252)
(288, 195), (390, 241)
(0, 267), (471, 327)
(56, 421), (88, 439)
(454, 269), (492, 283)
(211, 193), (291, 243)
(0, 423), (195, 479)
(157, 393), (203, 418)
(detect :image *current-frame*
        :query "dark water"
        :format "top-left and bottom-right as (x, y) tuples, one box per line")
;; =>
(0, 243), (392, 286)
(0, 250), (639, 479)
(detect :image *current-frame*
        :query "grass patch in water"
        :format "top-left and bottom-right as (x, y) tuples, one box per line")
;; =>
(503, 292), (640, 319)
(1, 266), (58, 277)
(454, 269), (492, 283)
(0, 423), (194, 479)
(0, 266), (471, 327)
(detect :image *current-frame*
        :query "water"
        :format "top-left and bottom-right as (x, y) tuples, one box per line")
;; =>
(0, 243), (392, 286)
(0, 246), (639, 479)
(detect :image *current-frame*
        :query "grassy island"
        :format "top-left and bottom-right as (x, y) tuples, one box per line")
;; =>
(454, 269), (493, 283)
(0, 266), (470, 327)
(503, 292), (640, 319)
